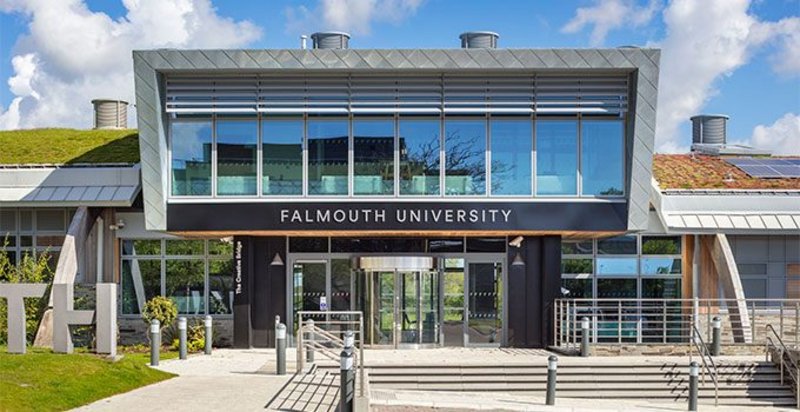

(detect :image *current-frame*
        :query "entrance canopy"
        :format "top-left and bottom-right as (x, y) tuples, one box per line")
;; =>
(357, 256), (436, 272)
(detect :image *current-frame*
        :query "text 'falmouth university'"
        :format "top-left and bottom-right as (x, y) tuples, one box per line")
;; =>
(280, 208), (512, 224)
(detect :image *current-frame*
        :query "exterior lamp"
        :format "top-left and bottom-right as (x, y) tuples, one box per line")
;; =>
(270, 253), (284, 266)
(511, 252), (525, 266)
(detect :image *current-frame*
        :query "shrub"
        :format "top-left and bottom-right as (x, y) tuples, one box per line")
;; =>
(141, 296), (177, 332)
(0, 239), (54, 344)
(170, 320), (206, 352)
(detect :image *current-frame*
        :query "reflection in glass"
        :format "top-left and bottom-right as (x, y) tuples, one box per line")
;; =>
(642, 258), (681, 275)
(443, 260), (465, 347)
(642, 236), (681, 254)
(561, 241), (593, 255)
(308, 120), (349, 195)
(166, 239), (204, 255)
(562, 258), (593, 274)
(598, 235), (637, 255)
(421, 271), (439, 344)
(166, 259), (205, 314)
(467, 262), (502, 344)
(263, 119), (303, 195)
(597, 258), (638, 275)
(582, 120), (624, 196)
(561, 278), (592, 298)
(331, 259), (352, 311)
(217, 120), (257, 196)
(121, 259), (161, 315)
(491, 119), (531, 195)
(292, 262), (327, 331)
(122, 239), (161, 256)
(399, 119), (440, 195)
(171, 121), (212, 195)
(354, 119), (394, 195)
(445, 119), (486, 195)
(209, 259), (233, 314)
(536, 120), (577, 195)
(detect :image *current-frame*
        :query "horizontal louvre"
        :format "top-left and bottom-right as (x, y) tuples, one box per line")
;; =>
(166, 74), (628, 115)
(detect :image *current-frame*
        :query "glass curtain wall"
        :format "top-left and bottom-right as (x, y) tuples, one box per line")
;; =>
(262, 118), (303, 195)
(216, 120), (258, 196)
(582, 120), (624, 196)
(0, 208), (71, 272)
(171, 120), (212, 196)
(399, 118), (440, 195)
(490, 118), (532, 195)
(307, 119), (349, 195)
(536, 120), (577, 195)
(445, 119), (486, 195)
(353, 118), (394, 195)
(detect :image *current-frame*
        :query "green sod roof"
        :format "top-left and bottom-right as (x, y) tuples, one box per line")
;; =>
(0, 128), (139, 165)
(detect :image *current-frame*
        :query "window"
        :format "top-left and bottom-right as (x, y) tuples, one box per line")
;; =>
(562, 278), (592, 298)
(171, 121), (212, 196)
(216, 120), (257, 196)
(561, 240), (593, 255)
(308, 119), (349, 195)
(36, 210), (65, 231)
(581, 120), (624, 196)
(399, 119), (440, 196)
(641, 258), (681, 275)
(642, 236), (681, 255)
(562, 258), (593, 275)
(596, 258), (638, 275)
(353, 119), (394, 195)
(263, 118), (303, 196)
(120, 239), (234, 316)
(536, 120), (577, 195)
(598, 235), (637, 255)
(445, 119), (486, 195)
(490, 118), (532, 195)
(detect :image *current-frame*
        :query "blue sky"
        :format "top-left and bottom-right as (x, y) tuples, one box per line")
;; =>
(0, 0), (798, 153)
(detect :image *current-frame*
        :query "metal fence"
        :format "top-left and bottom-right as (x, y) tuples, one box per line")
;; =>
(554, 298), (800, 350)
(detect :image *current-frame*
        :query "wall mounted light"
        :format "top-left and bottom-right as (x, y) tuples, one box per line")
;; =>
(270, 253), (284, 266)
(511, 252), (525, 266)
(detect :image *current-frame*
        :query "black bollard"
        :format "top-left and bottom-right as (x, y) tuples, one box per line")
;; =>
(688, 361), (699, 411)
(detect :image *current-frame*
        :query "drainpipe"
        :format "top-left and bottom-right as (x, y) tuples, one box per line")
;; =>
(693, 234), (700, 330)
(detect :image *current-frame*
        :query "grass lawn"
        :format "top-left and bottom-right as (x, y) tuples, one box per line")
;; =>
(0, 346), (176, 412)
(0, 128), (139, 165)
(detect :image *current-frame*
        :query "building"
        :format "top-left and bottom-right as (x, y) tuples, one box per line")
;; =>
(0, 32), (797, 350)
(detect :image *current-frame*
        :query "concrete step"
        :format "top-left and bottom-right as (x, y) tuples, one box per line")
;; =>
(370, 381), (793, 393)
(369, 375), (785, 385)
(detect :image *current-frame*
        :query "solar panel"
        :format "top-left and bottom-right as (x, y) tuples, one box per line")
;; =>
(725, 157), (800, 179)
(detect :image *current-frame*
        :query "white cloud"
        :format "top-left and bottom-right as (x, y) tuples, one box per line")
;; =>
(746, 113), (800, 155)
(561, 0), (660, 46)
(286, 0), (423, 36)
(0, 0), (262, 130)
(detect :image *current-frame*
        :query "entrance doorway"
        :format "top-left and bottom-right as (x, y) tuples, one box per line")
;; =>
(441, 259), (504, 347)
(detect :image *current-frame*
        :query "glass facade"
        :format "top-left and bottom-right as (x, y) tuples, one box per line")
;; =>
(0, 208), (71, 273)
(171, 121), (212, 196)
(120, 238), (233, 316)
(560, 235), (683, 300)
(168, 116), (624, 198)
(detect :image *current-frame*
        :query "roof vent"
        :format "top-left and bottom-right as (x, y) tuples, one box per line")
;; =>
(92, 99), (128, 129)
(459, 31), (499, 48)
(691, 114), (728, 145)
(311, 32), (350, 49)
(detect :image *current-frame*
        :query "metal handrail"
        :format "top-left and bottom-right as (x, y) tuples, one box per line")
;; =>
(765, 324), (800, 409)
(690, 323), (719, 406)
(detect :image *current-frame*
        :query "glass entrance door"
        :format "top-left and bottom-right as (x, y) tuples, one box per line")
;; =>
(467, 262), (503, 345)
(367, 269), (440, 347)
(292, 261), (327, 334)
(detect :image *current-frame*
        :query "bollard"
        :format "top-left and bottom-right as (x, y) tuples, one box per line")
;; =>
(204, 315), (213, 355)
(581, 317), (590, 357)
(306, 319), (315, 363)
(711, 316), (721, 357)
(178, 317), (187, 360)
(340, 349), (354, 412)
(344, 330), (355, 351)
(276, 322), (287, 375)
(688, 361), (699, 411)
(150, 319), (160, 366)
(546, 355), (558, 406)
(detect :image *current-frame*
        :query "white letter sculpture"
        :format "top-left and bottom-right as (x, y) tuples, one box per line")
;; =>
(0, 283), (48, 354)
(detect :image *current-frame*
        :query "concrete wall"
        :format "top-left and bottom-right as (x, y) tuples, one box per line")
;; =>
(119, 317), (233, 347)
(728, 235), (800, 299)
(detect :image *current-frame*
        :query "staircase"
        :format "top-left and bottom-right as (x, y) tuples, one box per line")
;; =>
(362, 358), (797, 408)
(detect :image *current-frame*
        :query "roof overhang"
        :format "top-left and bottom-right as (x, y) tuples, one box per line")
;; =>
(651, 179), (800, 234)
(0, 165), (141, 208)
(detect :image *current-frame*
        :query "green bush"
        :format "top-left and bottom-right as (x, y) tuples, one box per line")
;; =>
(170, 321), (206, 353)
(141, 296), (177, 332)
(0, 239), (54, 345)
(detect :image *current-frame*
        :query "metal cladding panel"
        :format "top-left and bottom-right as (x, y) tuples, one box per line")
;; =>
(133, 48), (660, 232)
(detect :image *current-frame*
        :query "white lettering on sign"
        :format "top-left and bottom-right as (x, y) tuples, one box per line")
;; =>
(278, 208), (512, 225)
(234, 240), (243, 295)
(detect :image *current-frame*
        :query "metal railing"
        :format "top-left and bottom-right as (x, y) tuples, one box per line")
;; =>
(765, 324), (800, 409)
(554, 298), (800, 349)
(689, 323), (719, 406)
(296, 311), (365, 397)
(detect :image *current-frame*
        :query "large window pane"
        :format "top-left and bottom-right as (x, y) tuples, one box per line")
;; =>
(121, 260), (161, 315)
(36, 210), (64, 231)
(121, 240), (161, 256)
(562, 258), (593, 275)
(561, 240), (593, 255)
(490, 118), (532, 195)
(598, 235), (637, 255)
(166, 239), (204, 255)
(597, 257), (638, 275)
(642, 258), (681, 275)
(399, 119), (440, 196)
(308, 119), (349, 195)
(562, 278), (592, 299)
(445, 119), (486, 195)
(354, 119), (394, 195)
(171, 121), (212, 196)
(536, 120), (577, 195)
(166, 259), (205, 314)
(582, 120), (624, 196)
(263, 119), (303, 195)
(217, 120), (257, 196)
(208, 259), (233, 314)
(642, 236), (682, 255)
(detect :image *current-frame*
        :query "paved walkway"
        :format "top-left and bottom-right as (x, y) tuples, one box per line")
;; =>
(74, 349), (292, 412)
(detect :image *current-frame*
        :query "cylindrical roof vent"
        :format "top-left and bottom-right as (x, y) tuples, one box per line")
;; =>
(311, 32), (350, 49)
(92, 99), (128, 129)
(459, 31), (499, 48)
(691, 114), (729, 145)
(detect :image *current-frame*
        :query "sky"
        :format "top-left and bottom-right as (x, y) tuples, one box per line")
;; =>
(0, 0), (798, 154)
